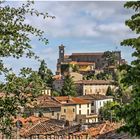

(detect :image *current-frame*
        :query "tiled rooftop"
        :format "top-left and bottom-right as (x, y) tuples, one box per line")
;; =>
(73, 121), (122, 138)
(20, 119), (65, 138)
(79, 94), (113, 101)
(55, 96), (91, 105)
(35, 95), (61, 108)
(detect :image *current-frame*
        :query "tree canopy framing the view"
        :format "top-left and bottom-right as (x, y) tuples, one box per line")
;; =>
(117, 1), (140, 137)
(0, 1), (54, 138)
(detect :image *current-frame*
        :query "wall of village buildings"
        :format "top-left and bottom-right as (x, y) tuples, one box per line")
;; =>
(76, 104), (91, 115)
(82, 85), (115, 95)
(34, 108), (61, 120)
(60, 105), (76, 122)
(75, 103), (98, 123)
(69, 72), (83, 82)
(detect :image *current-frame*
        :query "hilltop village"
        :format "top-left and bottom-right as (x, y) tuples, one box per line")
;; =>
(1, 44), (131, 139)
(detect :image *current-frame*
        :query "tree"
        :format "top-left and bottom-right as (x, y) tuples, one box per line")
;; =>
(61, 75), (77, 96)
(70, 64), (79, 72)
(99, 101), (120, 122)
(0, 1), (54, 138)
(117, 1), (140, 137)
(106, 86), (113, 96)
(38, 60), (53, 88)
(102, 51), (117, 67)
(52, 90), (60, 96)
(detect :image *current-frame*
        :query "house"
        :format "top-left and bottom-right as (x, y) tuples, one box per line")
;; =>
(55, 96), (98, 124)
(33, 95), (61, 120)
(55, 96), (77, 123)
(75, 80), (115, 96)
(78, 94), (113, 115)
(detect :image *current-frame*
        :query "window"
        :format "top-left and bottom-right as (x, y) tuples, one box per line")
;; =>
(79, 110), (81, 115)
(87, 109), (89, 115)
(64, 109), (66, 113)
(85, 89), (87, 94)
(87, 104), (89, 108)
(91, 102), (94, 106)
(73, 108), (75, 112)
(52, 111), (54, 116)
(80, 119), (82, 123)
(100, 102), (102, 106)
(79, 104), (81, 108)
(90, 89), (92, 93)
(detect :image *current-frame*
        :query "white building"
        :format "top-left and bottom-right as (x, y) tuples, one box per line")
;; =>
(94, 97), (113, 114)
(76, 80), (115, 96)
(79, 94), (113, 115)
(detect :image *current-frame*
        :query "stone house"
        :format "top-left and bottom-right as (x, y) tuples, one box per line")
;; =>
(55, 96), (98, 124)
(75, 80), (115, 96)
(33, 95), (61, 120)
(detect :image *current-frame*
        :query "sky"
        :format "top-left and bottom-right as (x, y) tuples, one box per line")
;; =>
(1, 1), (136, 77)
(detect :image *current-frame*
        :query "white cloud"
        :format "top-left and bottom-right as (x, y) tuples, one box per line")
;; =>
(1, 1), (135, 75)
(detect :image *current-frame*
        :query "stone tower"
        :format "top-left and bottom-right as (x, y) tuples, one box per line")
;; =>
(56, 44), (65, 75)
(59, 44), (65, 63)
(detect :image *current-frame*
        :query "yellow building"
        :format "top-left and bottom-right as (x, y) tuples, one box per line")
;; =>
(69, 61), (95, 73)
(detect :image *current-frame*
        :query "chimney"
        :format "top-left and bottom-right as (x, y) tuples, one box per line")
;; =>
(68, 95), (72, 100)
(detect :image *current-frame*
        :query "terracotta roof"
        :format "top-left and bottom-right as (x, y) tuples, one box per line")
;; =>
(75, 80), (113, 85)
(79, 94), (113, 101)
(73, 121), (122, 138)
(72, 97), (91, 104)
(71, 52), (103, 56)
(14, 116), (48, 125)
(21, 119), (64, 138)
(35, 95), (61, 108)
(55, 96), (91, 105)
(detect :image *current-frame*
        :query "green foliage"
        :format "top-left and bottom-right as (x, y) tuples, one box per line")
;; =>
(61, 75), (77, 96)
(38, 60), (54, 88)
(102, 51), (117, 67)
(0, 1), (53, 138)
(61, 64), (70, 74)
(99, 101), (121, 122)
(52, 90), (60, 96)
(0, 1), (54, 74)
(83, 72), (113, 80)
(96, 72), (113, 80)
(106, 86), (113, 96)
(70, 64), (79, 72)
(117, 1), (140, 137)
(0, 68), (45, 138)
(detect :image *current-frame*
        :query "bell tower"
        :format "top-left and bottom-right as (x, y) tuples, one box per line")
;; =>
(56, 44), (65, 75)
(59, 44), (65, 63)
